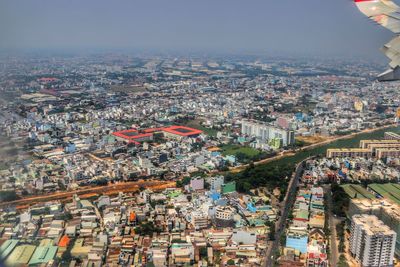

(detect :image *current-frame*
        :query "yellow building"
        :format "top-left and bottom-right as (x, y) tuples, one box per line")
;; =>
(354, 100), (364, 112)
(5, 245), (36, 266)
(359, 139), (400, 149)
(326, 148), (372, 158)
(71, 239), (92, 258)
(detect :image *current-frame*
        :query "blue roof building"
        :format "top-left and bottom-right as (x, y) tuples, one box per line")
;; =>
(210, 192), (221, 201)
(286, 234), (308, 254)
(247, 203), (257, 213)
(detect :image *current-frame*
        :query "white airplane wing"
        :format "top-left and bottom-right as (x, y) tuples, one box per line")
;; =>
(355, 0), (400, 33)
(381, 36), (400, 68)
(355, 0), (400, 81)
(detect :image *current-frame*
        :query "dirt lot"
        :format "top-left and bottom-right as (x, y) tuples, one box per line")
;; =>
(296, 135), (331, 144)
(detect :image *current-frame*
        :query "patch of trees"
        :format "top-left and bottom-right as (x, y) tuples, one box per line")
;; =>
(331, 183), (350, 217)
(150, 199), (165, 208)
(338, 254), (349, 267)
(336, 221), (346, 253)
(91, 178), (108, 186)
(225, 162), (294, 193)
(135, 221), (162, 236)
(199, 247), (208, 259)
(294, 139), (307, 148)
(0, 191), (20, 202)
(265, 221), (276, 241)
(191, 141), (205, 152)
(176, 176), (191, 188)
(227, 259), (235, 266)
(235, 151), (276, 164)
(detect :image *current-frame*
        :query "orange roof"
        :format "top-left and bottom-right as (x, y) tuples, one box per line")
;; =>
(207, 146), (221, 152)
(129, 212), (136, 222)
(143, 127), (164, 133)
(58, 235), (70, 247)
(161, 125), (203, 136)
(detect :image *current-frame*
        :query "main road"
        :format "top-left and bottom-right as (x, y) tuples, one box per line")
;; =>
(264, 158), (306, 267)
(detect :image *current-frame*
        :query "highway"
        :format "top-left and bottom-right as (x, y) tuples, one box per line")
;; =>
(264, 159), (306, 267)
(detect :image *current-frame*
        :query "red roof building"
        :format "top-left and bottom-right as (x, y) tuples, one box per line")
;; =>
(113, 125), (203, 143)
(161, 125), (203, 138)
(58, 235), (70, 247)
(113, 129), (154, 143)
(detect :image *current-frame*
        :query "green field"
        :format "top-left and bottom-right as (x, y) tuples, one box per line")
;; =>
(368, 183), (400, 205)
(184, 120), (218, 137)
(341, 184), (375, 199)
(220, 144), (261, 157)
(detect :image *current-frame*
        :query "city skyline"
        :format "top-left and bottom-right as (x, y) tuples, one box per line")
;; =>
(0, 0), (394, 61)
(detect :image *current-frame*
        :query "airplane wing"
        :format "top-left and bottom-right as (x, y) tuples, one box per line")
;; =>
(355, 0), (400, 33)
(381, 36), (400, 68)
(354, 0), (400, 81)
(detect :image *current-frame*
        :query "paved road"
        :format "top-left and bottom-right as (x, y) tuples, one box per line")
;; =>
(324, 184), (340, 267)
(264, 159), (306, 267)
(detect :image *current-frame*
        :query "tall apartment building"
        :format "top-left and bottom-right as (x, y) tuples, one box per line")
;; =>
(215, 206), (235, 227)
(350, 215), (396, 267)
(190, 211), (209, 230)
(241, 119), (295, 147)
(208, 175), (224, 192)
(349, 199), (400, 256)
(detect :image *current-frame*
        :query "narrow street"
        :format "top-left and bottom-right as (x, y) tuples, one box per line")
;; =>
(264, 160), (306, 267)
(323, 184), (340, 267)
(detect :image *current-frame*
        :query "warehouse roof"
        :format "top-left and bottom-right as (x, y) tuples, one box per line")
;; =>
(29, 245), (58, 265)
(0, 239), (19, 260)
(5, 245), (36, 265)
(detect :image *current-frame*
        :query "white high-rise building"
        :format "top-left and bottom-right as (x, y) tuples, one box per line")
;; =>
(350, 215), (396, 267)
(241, 119), (295, 147)
(209, 175), (224, 192)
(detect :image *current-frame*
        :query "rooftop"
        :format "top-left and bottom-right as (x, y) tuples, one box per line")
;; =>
(352, 214), (395, 236)
(29, 245), (58, 265)
(162, 125), (203, 137)
(5, 245), (36, 265)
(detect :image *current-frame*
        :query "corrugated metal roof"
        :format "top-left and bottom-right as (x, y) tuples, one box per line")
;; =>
(29, 245), (58, 265)
(0, 239), (19, 260)
(5, 244), (36, 265)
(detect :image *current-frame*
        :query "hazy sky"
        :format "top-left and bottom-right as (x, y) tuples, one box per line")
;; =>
(0, 0), (395, 60)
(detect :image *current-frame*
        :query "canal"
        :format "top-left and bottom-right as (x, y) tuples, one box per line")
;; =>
(265, 125), (400, 168)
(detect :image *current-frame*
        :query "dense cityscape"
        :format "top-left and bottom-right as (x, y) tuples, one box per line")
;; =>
(0, 52), (399, 267)
(3, 0), (400, 266)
